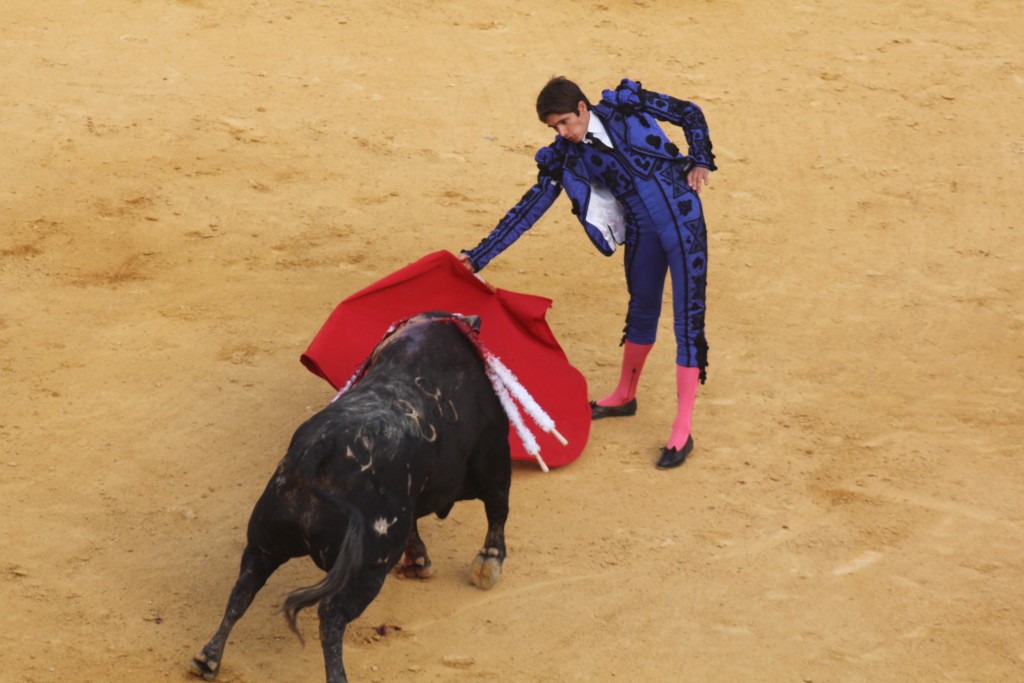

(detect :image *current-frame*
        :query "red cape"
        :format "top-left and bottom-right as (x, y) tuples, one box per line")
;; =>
(301, 251), (590, 468)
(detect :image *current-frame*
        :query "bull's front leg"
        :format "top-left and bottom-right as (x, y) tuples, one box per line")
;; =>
(470, 434), (511, 591)
(471, 521), (506, 590)
(396, 519), (434, 579)
(470, 497), (508, 590)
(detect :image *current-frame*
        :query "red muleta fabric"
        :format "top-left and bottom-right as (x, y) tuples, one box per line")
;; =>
(301, 250), (590, 468)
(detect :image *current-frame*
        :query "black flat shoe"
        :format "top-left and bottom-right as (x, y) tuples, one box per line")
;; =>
(590, 398), (638, 420)
(656, 435), (694, 470)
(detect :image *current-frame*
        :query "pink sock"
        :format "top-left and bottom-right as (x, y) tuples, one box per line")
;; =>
(596, 342), (653, 406)
(666, 365), (700, 450)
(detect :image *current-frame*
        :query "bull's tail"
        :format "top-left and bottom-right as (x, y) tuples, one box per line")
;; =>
(281, 497), (365, 643)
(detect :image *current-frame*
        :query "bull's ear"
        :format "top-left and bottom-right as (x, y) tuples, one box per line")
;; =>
(462, 315), (482, 333)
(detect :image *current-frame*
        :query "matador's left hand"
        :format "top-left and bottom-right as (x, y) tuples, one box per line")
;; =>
(687, 166), (711, 194)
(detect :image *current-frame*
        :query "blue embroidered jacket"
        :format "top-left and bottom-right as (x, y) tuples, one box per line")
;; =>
(464, 79), (716, 271)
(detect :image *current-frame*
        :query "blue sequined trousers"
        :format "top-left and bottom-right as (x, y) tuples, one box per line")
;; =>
(578, 142), (708, 378)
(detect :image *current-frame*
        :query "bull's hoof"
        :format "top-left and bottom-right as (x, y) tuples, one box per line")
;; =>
(470, 548), (503, 590)
(190, 652), (219, 681)
(396, 557), (434, 579)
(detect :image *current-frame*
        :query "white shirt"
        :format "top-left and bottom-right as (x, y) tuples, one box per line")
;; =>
(586, 112), (614, 148)
(583, 112), (625, 247)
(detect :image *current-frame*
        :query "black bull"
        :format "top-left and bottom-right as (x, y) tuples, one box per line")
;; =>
(191, 313), (512, 683)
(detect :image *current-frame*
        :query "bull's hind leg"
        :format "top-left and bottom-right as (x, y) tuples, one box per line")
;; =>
(396, 519), (434, 579)
(191, 545), (284, 680)
(318, 567), (390, 683)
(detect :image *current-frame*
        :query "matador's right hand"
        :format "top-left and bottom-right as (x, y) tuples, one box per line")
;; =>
(456, 252), (477, 273)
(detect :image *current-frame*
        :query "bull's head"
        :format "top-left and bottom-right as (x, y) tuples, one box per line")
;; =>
(369, 312), (481, 364)
(416, 311), (481, 333)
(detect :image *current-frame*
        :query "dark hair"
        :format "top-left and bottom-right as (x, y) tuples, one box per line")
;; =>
(536, 76), (590, 121)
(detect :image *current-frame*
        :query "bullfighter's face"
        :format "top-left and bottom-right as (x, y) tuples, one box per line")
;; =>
(544, 102), (589, 144)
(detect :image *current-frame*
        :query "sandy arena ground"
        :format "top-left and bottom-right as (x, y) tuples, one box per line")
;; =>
(2, 1), (1022, 681)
